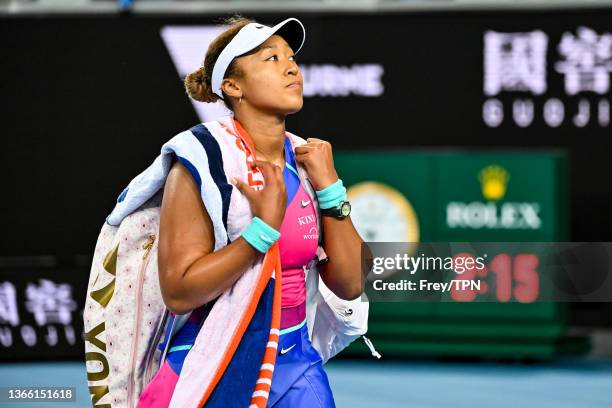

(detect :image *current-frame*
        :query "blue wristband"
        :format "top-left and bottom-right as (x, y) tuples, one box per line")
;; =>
(241, 216), (281, 253)
(315, 179), (347, 209)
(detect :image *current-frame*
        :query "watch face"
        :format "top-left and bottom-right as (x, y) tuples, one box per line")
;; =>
(340, 201), (351, 217)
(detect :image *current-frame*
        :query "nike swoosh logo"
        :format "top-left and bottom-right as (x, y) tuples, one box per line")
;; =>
(279, 344), (296, 355)
(301, 200), (311, 208)
(255, 25), (264, 29)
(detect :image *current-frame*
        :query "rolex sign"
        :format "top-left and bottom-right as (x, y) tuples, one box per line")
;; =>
(435, 153), (567, 241)
(446, 165), (542, 230)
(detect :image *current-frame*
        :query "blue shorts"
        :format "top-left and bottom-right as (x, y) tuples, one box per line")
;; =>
(267, 319), (336, 408)
(159, 318), (336, 407)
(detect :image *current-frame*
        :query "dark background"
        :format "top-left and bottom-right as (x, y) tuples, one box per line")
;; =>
(2, 8), (612, 360)
(1, 10), (610, 257)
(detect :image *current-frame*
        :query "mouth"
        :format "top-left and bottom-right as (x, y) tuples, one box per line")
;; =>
(286, 81), (302, 89)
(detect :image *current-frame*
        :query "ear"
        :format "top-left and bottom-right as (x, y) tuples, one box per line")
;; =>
(221, 78), (242, 100)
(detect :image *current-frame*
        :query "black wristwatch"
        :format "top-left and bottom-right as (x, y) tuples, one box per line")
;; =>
(321, 200), (351, 219)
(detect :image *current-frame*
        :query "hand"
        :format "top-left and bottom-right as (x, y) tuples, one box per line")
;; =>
(231, 160), (287, 230)
(294, 138), (339, 190)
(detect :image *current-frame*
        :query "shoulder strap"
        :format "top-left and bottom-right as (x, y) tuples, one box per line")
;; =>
(287, 135), (324, 250)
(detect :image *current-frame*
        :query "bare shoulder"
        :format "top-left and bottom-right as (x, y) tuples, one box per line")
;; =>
(158, 158), (214, 283)
(160, 158), (213, 246)
(162, 159), (200, 206)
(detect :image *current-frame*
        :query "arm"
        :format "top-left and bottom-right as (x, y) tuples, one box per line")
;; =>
(158, 159), (285, 315)
(294, 138), (368, 301)
(317, 215), (365, 301)
(158, 160), (259, 314)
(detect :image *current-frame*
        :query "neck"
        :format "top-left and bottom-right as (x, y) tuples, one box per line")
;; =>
(234, 107), (286, 164)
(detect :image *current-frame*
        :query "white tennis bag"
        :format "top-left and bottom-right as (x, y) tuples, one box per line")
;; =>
(84, 190), (170, 408)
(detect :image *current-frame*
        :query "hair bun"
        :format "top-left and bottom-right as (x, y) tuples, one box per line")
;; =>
(183, 15), (255, 109)
(184, 66), (219, 103)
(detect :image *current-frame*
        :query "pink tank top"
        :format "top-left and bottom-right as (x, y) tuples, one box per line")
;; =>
(278, 181), (318, 313)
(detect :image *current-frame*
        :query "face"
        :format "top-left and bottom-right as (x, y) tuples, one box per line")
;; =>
(222, 35), (304, 115)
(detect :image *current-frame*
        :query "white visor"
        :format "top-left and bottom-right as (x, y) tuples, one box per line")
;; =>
(210, 18), (306, 99)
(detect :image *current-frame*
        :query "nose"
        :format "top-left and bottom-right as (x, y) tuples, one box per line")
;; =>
(286, 60), (298, 76)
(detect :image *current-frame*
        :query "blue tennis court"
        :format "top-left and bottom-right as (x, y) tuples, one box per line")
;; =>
(1, 358), (611, 407)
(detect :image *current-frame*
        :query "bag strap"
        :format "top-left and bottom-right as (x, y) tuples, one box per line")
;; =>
(288, 135), (325, 261)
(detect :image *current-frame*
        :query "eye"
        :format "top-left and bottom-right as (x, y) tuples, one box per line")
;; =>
(289, 55), (296, 61)
(267, 54), (278, 61)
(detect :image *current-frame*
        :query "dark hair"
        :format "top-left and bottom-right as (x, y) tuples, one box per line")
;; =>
(184, 15), (256, 111)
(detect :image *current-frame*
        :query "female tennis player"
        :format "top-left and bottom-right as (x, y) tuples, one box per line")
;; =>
(137, 16), (365, 407)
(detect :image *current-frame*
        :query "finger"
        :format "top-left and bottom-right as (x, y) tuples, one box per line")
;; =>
(252, 160), (279, 185)
(230, 177), (253, 199)
(295, 149), (311, 157)
(272, 163), (283, 180)
(295, 146), (320, 155)
(306, 138), (331, 151)
(303, 142), (327, 151)
(252, 159), (274, 168)
(252, 159), (275, 173)
(294, 153), (310, 164)
(295, 145), (317, 155)
(270, 166), (284, 187)
(294, 152), (315, 163)
(306, 137), (327, 143)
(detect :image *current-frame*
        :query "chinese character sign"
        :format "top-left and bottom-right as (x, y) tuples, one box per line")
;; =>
(0, 282), (19, 327)
(555, 26), (612, 95)
(484, 30), (548, 96)
(483, 26), (612, 128)
(0, 272), (85, 361)
(25, 279), (77, 327)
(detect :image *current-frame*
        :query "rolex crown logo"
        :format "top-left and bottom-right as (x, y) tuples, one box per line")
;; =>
(478, 165), (510, 201)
